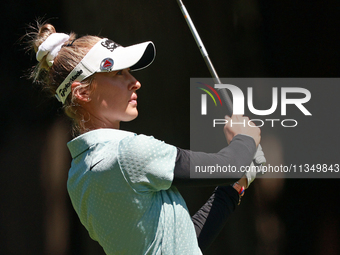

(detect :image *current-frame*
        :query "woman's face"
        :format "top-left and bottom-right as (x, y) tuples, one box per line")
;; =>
(85, 68), (141, 129)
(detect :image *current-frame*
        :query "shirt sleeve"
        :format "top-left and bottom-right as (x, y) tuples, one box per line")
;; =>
(117, 134), (177, 193)
(172, 134), (257, 186)
(191, 186), (239, 252)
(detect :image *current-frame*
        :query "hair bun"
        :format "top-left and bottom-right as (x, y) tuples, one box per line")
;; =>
(33, 24), (56, 53)
(36, 33), (70, 67)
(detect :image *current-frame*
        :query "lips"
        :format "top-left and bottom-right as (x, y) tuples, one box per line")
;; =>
(129, 93), (137, 104)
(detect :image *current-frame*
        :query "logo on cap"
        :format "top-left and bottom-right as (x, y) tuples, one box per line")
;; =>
(101, 39), (119, 52)
(101, 58), (114, 71)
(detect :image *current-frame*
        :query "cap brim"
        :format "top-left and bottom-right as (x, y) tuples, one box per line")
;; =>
(112, 41), (156, 71)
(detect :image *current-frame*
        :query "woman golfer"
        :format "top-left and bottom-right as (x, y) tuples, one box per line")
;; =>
(27, 22), (264, 255)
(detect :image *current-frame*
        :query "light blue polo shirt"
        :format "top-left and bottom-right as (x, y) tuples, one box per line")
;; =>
(67, 128), (202, 255)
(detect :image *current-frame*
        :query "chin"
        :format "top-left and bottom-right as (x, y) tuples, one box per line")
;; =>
(123, 111), (139, 122)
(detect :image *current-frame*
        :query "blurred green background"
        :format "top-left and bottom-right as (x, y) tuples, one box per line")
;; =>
(1, 0), (339, 254)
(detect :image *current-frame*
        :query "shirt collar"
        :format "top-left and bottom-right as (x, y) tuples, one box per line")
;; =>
(67, 128), (135, 159)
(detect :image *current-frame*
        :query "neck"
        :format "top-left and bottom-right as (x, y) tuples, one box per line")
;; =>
(77, 111), (120, 134)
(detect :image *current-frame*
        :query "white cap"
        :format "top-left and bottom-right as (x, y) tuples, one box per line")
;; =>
(55, 38), (155, 104)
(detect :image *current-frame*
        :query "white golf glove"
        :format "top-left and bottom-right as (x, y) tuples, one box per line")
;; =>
(245, 144), (266, 188)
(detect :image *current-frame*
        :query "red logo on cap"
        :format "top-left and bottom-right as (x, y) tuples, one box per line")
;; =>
(101, 58), (114, 71)
(103, 60), (112, 68)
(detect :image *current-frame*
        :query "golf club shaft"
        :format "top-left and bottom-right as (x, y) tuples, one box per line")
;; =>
(176, 0), (233, 114)
(176, 0), (263, 162)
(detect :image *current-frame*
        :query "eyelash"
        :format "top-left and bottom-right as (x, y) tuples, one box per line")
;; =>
(115, 69), (131, 76)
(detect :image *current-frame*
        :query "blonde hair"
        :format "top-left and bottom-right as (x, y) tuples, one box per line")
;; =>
(26, 21), (101, 135)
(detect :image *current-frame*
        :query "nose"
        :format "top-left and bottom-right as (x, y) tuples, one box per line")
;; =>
(128, 72), (141, 91)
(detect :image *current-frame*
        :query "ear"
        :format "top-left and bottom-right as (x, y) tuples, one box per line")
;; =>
(72, 81), (90, 103)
